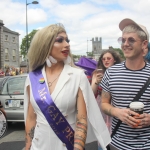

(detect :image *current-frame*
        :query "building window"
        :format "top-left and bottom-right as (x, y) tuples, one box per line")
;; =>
(12, 37), (15, 43)
(5, 48), (9, 60)
(12, 49), (16, 61)
(5, 35), (8, 41)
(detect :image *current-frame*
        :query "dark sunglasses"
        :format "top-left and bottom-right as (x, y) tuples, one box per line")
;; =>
(55, 37), (70, 43)
(101, 57), (112, 61)
(118, 37), (140, 46)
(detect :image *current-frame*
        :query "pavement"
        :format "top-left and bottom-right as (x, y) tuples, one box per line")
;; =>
(0, 130), (98, 150)
(0, 131), (25, 150)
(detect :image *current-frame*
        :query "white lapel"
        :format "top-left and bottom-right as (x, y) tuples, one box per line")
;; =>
(42, 64), (73, 101)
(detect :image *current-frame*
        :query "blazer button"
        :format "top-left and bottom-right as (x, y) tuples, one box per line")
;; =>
(63, 143), (66, 146)
(65, 114), (68, 117)
(35, 138), (38, 141)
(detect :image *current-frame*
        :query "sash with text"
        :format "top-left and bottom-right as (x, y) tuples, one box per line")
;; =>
(29, 69), (74, 150)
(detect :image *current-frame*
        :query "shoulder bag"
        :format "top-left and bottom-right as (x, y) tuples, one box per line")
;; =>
(107, 76), (150, 150)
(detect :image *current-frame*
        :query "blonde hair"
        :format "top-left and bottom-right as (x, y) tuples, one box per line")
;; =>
(28, 23), (74, 71)
(123, 24), (147, 41)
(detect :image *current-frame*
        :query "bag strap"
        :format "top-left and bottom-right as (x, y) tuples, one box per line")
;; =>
(111, 76), (150, 138)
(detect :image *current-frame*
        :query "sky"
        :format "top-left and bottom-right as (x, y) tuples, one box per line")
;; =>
(1, 0), (150, 55)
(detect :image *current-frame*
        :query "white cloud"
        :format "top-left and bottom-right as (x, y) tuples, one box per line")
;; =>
(0, 0), (47, 26)
(2, 0), (150, 55)
(20, 8), (47, 25)
(0, 0), (24, 26)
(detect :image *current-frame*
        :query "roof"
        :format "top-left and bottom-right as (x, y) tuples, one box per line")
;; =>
(20, 61), (28, 67)
(3, 26), (19, 35)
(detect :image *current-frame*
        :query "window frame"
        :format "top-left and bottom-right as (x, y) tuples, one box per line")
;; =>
(5, 48), (9, 61)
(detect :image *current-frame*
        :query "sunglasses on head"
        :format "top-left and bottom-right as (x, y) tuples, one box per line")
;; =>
(55, 36), (70, 43)
(118, 37), (140, 46)
(101, 57), (112, 61)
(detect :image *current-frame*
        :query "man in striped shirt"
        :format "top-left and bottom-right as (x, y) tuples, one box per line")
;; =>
(100, 18), (150, 150)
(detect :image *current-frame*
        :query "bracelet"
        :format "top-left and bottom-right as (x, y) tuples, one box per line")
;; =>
(95, 82), (99, 85)
(0, 105), (3, 108)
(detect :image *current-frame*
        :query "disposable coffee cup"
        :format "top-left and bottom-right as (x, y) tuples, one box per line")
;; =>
(129, 102), (144, 114)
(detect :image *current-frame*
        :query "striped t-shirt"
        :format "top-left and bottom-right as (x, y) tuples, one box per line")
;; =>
(100, 61), (150, 150)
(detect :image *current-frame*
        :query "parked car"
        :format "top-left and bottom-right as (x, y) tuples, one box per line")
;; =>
(0, 74), (27, 122)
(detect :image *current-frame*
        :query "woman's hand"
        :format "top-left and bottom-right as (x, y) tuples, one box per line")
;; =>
(91, 70), (103, 95)
(92, 70), (103, 84)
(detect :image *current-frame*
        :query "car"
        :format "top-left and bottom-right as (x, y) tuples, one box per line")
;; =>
(0, 74), (27, 122)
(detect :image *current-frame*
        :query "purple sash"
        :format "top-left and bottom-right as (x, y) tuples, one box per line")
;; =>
(29, 69), (74, 150)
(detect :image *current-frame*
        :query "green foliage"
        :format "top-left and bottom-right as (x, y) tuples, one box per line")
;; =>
(113, 48), (125, 60)
(72, 54), (90, 62)
(87, 51), (93, 57)
(20, 29), (38, 58)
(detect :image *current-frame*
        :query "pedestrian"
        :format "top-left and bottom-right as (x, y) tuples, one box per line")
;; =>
(91, 50), (121, 97)
(100, 18), (150, 149)
(24, 23), (111, 150)
(0, 68), (5, 77)
(16, 68), (19, 75)
(11, 67), (16, 76)
(91, 50), (121, 150)
(19, 68), (24, 74)
(5, 68), (11, 76)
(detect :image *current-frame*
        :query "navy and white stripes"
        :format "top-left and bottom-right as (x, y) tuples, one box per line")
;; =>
(100, 61), (150, 150)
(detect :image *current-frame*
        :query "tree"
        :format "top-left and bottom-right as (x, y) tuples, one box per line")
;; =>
(113, 48), (125, 60)
(87, 51), (93, 57)
(20, 29), (38, 58)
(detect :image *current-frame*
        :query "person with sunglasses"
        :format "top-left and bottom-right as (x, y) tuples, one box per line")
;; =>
(24, 23), (111, 150)
(91, 50), (121, 150)
(91, 49), (121, 98)
(100, 18), (150, 150)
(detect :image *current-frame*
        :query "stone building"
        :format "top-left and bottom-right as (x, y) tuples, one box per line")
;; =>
(91, 37), (114, 60)
(0, 20), (20, 70)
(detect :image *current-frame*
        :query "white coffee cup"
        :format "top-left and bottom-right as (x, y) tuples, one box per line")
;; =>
(129, 102), (144, 114)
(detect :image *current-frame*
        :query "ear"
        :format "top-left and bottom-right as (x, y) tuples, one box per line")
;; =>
(142, 48), (148, 57)
(142, 40), (148, 50)
(142, 40), (148, 57)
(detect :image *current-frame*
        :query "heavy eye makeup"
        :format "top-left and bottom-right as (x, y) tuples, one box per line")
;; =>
(55, 36), (70, 43)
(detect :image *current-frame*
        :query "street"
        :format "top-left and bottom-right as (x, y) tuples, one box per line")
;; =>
(0, 122), (98, 150)
(0, 122), (25, 150)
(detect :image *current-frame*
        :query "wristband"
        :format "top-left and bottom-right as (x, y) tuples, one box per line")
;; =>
(0, 105), (3, 108)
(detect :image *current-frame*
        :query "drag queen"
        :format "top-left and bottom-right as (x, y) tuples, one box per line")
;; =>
(24, 23), (111, 150)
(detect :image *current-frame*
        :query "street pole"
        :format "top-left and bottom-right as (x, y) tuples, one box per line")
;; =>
(26, 0), (28, 54)
(87, 39), (92, 57)
(25, 0), (38, 72)
(87, 39), (88, 56)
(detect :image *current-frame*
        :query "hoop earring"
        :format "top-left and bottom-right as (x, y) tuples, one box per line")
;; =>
(49, 56), (57, 64)
(64, 56), (71, 64)
(46, 58), (52, 67)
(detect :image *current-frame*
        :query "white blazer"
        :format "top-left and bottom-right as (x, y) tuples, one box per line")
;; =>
(24, 64), (111, 150)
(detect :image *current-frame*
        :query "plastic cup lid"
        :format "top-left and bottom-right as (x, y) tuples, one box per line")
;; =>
(129, 102), (144, 109)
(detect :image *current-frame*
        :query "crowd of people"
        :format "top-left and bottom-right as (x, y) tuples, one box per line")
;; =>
(0, 67), (24, 77)
(0, 17), (148, 150)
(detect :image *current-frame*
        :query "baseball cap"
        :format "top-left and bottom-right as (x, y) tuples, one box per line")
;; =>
(119, 18), (149, 41)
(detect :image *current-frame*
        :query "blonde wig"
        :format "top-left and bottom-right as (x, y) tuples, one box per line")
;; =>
(28, 23), (74, 71)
